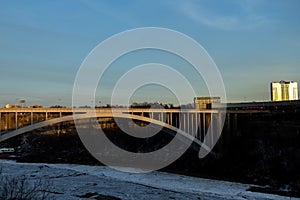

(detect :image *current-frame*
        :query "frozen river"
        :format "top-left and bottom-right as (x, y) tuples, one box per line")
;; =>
(0, 160), (298, 200)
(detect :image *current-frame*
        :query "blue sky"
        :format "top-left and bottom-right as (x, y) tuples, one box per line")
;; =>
(0, 0), (300, 106)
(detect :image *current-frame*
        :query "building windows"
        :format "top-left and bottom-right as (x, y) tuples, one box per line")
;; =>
(271, 80), (298, 101)
(194, 97), (221, 109)
(294, 88), (298, 100)
(272, 87), (278, 101)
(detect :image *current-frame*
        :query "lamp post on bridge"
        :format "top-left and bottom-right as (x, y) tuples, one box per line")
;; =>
(19, 99), (26, 128)
(19, 99), (26, 108)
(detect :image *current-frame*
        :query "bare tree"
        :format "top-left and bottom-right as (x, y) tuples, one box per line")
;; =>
(0, 165), (52, 200)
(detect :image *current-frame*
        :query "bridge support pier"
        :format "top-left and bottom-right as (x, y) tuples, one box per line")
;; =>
(183, 113), (186, 133)
(15, 112), (18, 130)
(195, 113), (199, 139)
(187, 113), (190, 134)
(226, 113), (230, 130)
(31, 112), (33, 125)
(233, 113), (238, 130)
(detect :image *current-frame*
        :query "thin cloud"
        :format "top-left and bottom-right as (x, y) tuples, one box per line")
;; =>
(173, 0), (271, 31)
(182, 5), (238, 30)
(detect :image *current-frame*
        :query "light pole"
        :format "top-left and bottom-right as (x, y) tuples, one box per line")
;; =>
(19, 99), (26, 108)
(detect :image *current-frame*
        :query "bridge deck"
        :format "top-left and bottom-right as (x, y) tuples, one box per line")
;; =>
(0, 108), (221, 113)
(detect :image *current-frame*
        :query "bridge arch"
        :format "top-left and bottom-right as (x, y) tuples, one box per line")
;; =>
(0, 113), (209, 152)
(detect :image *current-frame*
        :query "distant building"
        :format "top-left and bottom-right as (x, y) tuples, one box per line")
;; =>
(5, 104), (21, 109)
(271, 80), (298, 101)
(194, 97), (221, 109)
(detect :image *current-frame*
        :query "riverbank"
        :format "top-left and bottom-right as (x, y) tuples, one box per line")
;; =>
(1, 159), (297, 200)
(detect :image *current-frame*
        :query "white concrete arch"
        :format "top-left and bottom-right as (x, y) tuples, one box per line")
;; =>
(0, 113), (209, 152)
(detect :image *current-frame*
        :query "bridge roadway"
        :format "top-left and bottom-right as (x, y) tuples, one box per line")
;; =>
(0, 107), (219, 130)
(0, 107), (219, 114)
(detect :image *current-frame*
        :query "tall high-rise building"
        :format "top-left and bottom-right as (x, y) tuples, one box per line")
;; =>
(271, 80), (298, 101)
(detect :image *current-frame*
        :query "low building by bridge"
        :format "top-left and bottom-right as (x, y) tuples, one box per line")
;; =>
(194, 97), (221, 109)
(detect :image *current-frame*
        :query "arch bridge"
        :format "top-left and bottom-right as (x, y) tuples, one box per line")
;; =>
(0, 108), (224, 151)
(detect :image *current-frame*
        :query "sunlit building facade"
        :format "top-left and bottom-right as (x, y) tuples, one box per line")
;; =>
(194, 97), (221, 109)
(271, 80), (298, 101)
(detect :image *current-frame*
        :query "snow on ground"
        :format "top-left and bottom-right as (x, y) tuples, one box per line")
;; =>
(0, 160), (298, 200)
